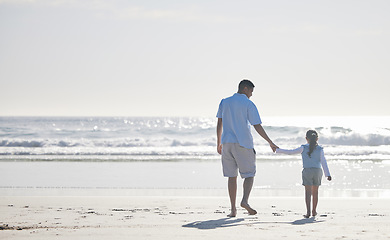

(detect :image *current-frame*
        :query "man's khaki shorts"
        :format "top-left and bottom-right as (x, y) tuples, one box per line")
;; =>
(222, 143), (256, 178)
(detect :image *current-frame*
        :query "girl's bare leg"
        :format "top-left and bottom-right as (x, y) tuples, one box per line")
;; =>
(304, 185), (312, 218)
(312, 186), (319, 217)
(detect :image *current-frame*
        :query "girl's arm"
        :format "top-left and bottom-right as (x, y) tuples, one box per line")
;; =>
(275, 146), (304, 155)
(320, 149), (331, 179)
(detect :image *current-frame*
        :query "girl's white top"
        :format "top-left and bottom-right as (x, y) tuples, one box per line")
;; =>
(276, 146), (331, 177)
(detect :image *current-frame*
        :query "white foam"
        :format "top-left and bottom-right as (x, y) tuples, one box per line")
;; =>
(0, 116), (389, 161)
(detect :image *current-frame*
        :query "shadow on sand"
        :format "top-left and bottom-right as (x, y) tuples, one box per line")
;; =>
(291, 217), (324, 225)
(183, 216), (324, 230)
(182, 218), (246, 230)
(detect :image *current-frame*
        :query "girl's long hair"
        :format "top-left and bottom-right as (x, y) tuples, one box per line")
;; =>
(306, 130), (318, 157)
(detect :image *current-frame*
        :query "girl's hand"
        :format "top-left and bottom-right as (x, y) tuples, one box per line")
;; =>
(327, 176), (332, 181)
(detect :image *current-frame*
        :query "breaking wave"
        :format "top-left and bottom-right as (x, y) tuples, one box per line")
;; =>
(1, 116), (389, 161)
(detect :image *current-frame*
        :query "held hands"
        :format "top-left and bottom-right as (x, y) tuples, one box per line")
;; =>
(269, 142), (279, 153)
(218, 143), (278, 154)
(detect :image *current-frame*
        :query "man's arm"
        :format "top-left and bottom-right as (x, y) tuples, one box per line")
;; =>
(216, 118), (223, 154)
(253, 124), (278, 152)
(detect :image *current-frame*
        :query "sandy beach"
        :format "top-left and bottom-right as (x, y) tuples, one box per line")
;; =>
(1, 194), (389, 240)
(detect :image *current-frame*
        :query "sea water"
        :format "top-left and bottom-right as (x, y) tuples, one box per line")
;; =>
(1, 116), (389, 161)
(0, 116), (389, 196)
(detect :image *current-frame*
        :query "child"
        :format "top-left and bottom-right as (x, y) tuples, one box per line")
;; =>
(276, 130), (332, 218)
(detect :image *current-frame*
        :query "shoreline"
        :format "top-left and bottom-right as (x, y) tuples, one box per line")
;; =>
(2, 160), (390, 192)
(1, 187), (390, 198)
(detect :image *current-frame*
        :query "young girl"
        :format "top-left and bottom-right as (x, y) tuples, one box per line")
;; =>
(276, 130), (332, 218)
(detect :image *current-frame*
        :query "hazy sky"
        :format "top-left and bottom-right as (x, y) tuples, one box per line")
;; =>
(1, 0), (389, 117)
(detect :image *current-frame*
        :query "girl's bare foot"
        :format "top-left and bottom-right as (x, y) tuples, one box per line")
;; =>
(241, 202), (257, 215)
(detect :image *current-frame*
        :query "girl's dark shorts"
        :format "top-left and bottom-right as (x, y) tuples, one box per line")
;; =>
(302, 168), (323, 186)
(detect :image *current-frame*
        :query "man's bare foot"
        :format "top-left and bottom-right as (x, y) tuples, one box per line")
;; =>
(227, 208), (237, 218)
(240, 202), (257, 215)
(303, 214), (310, 218)
(312, 211), (317, 217)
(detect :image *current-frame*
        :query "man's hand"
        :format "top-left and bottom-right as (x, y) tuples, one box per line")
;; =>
(217, 144), (222, 155)
(327, 176), (332, 181)
(253, 124), (278, 152)
(269, 142), (279, 153)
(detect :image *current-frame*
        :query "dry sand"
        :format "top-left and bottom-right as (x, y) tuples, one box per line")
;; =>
(1, 195), (389, 240)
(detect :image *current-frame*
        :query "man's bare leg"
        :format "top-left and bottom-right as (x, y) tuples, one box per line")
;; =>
(227, 177), (237, 217)
(311, 186), (319, 217)
(304, 185), (312, 218)
(241, 177), (257, 215)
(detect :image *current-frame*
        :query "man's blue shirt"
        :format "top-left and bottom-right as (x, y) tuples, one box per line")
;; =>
(216, 93), (262, 149)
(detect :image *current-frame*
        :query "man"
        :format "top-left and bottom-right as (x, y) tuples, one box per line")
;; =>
(216, 79), (278, 217)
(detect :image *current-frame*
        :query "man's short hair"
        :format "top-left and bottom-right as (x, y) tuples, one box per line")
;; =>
(238, 79), (255, 91)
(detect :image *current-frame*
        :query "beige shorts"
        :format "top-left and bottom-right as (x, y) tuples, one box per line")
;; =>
(302, 168), (323, 186)
(222, 143), (256, 178)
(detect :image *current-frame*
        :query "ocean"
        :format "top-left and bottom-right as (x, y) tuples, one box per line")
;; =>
(1, 116), (390, 197)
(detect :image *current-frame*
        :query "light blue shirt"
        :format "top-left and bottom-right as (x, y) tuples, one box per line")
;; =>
(301, 144), (323, 169)
(216, 93), (262, 149)
(275, 145), (331, 177)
